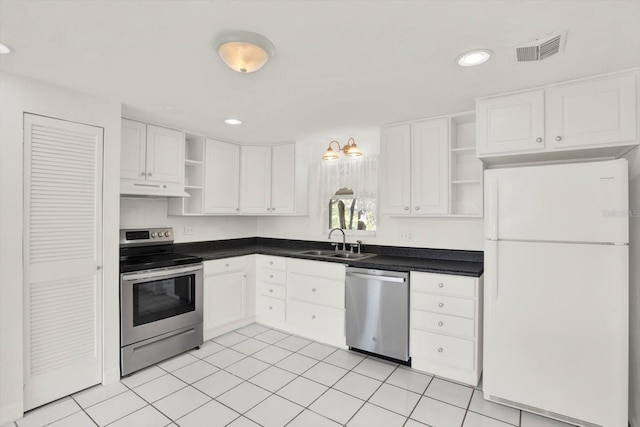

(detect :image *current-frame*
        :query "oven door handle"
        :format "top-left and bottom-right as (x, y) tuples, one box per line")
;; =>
(122, 264), (203, 282)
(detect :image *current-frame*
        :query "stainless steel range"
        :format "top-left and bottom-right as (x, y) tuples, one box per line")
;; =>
(119, 228), (203, 376)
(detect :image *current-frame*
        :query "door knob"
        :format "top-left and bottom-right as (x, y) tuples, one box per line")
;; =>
(536, 137), (543, 143)
(147, 172), (153, 177)
(555, 136), (562, 142)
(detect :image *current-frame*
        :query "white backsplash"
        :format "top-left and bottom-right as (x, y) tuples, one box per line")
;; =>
(120, 197), (258, 243)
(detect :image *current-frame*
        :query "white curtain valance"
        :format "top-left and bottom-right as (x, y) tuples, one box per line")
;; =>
(318, 156), (378, 219)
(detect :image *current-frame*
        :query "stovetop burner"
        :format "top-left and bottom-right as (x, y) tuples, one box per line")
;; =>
(119, 227), (202, 273)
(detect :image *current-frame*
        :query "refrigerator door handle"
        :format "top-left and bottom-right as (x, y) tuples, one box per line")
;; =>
(486, 240), (498, 301)
(486, 177), (499, 240)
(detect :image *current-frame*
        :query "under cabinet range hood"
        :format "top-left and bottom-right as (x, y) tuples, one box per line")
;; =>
(120, 181), (190, 198)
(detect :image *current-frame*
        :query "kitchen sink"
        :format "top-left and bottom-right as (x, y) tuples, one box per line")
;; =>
(296, 249), (376, 260)
(330, 252), (375, 259)
(297, 249), (338, 256)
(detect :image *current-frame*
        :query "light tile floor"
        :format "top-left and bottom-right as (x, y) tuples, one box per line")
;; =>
(5, 323), (578, 427)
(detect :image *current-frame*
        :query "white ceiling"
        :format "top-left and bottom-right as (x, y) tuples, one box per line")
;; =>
(1, 0), (639, 144)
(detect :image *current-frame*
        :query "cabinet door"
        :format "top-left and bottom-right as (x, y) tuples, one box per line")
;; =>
(204, 139), (240, 214)
(411, 118), (449, 215)
(203, 271), (246, 330)
(120, 119), (147, 181)
(476, 90), (545, 156)
(239, 146), (272, 214)
(548, 73), (637, 149)
(145, 124), (184, 184)
(271, 143), (296, 214)
(380, 124), (411, 215)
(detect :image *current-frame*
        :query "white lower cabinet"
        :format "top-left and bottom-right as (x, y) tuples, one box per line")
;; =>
(410, 271), (483, 386)
(203, 256), (255, 339)
(286, 259), (346, 347)
(255, 255), (288, 328)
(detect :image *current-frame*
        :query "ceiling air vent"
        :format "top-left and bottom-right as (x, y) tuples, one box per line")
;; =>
(513, 31), (567, 62)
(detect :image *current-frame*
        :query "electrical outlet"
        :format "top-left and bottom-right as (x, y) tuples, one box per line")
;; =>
(400, 231), (413, 241)
(183, 225), (194, 235)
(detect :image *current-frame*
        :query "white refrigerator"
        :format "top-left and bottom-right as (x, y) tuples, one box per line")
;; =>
(483, 159), (629, 427)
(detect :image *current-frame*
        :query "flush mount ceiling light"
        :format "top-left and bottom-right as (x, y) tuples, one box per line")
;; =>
(224, 118), (242, 125)
(0, 43), (13, 54)
(215, 30), (275, 73)
(456, 49), (492, 67)
(322, 138), (363, 161)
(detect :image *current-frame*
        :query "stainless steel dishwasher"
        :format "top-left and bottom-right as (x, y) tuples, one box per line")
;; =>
(345, 267), (410, 362)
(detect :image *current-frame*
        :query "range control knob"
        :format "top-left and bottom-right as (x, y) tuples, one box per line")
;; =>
(151, 232), (157, 238)
(164, 231), (171, 237)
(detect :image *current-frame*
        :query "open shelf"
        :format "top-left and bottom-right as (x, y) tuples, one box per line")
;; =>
(450, 112), (483, 217)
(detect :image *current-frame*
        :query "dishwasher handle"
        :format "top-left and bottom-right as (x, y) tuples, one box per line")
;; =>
(346, 272), (406, 283)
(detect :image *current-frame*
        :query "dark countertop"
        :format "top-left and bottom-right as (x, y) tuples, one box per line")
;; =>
(176, 238), (484, 277)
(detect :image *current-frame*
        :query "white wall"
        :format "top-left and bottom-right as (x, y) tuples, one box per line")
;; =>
(120, 198), (258, 242)
(627, 147), (640, 427)
(257, 130), (484, 250)
(0, 72), (121, 424)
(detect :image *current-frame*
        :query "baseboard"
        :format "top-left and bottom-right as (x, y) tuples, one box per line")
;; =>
(0, 401), (23, 425)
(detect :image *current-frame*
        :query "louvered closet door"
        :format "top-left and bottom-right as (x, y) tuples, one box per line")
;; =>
(23, 114), (103, 411)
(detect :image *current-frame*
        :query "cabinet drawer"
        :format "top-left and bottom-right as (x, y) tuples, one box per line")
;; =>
(412, 292), (475, 319)
(287, 300), (344, 336)
(259, 268), (286, 285)
(288, 273), (344, 309)
(204, 257), (245, 275)
(257, 283), (285, 300)
(411, 329), (474, 370)
(257, 295), (285, 321)
(258, 255), (286, 271)
(411, 310), (475, 339)
(411, 272), (476, 298)
(288, 258), (345, 281)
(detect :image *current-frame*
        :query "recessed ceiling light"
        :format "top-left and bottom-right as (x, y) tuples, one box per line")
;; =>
(456, 49), (492, 67)
(0, 43), (13, 54)
(224, 118), (242, 125)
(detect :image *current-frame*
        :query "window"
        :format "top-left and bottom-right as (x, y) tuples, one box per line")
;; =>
(319, 157), (378, 233)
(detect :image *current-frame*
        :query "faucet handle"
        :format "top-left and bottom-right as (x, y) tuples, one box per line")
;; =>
(331, 243), (340, 251)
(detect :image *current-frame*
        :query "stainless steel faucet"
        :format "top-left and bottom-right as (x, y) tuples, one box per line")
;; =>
(328, 227), (346, 251)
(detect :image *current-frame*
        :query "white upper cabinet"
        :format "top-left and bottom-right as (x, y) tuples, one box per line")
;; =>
(239, 142), (307, 216)
(121, 119), (147, 180)
(548, 73), (637, 149)
(271, 143), (296, 214)
(411, 118), (449, 215)
(380, 124), (411, 215)
(204, 139), (240, 214)
(476, 90), (545, 156)
(240, 146), (272, 214)
(380, 118), (454, 217)
(120, 118), (186, 196)
(476, 70), (639, 162)
(145, 125), (185, 184)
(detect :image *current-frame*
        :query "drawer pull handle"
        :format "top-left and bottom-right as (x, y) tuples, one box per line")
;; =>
(438, 302), (444, 308)
(225, 263), (229, 267)
(536, 137), (543, 143)
(269, 261), (274, 265)
(311, 315), (316, 319)
(438, 283), (444, 288)
(555, 136), (562, 142)
(404, 206), (409, 211)
(312, 288), (316, 292)
(269, 275), (274, 278)
(269, 289), (273, 293)
(438, 321), (443, 327)
(269, 306), (273, 310)
(437, 347), (443, 353)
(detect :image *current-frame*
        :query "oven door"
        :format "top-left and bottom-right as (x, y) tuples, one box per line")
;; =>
(120, 263), (203, 346)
